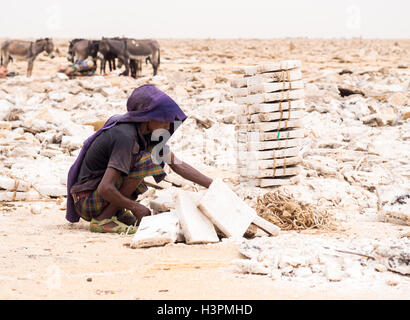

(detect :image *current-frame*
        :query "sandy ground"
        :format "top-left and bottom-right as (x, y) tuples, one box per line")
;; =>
(0, 38), (409, 299)
(0, 202), (409, 300)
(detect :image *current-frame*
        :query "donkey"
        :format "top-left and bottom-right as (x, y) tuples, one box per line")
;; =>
(138, 39), (160, 76)
(98, 38), (159, 78)
(67, 39), (100, 63)
(98, 38), (147, 78)
(117, 38), (160, 76)
(1, 38), (56, 77)
(67, 38), (84, 62)
(68, 38), (117, 74)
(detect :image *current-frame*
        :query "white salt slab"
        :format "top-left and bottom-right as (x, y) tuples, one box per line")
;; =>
(231, 80), (304, 97)
(230, 69), (302, 89)
(0, 175), (31, 192)
(0, 191), (27, 201)
(234, 89), (305, 105)
(240, 138), (302, 152)
(238, 110), (304, 124)
(257, 175), (300, 188)
(230, 87), (249, 97)
(237, 147), (300, 161)
(248, 80), (304, 95)
(236, 119), (303, 132)
(236, 60), (301, 76)
(239, 166), (301, 178)
(230, 77), (249, 88)
(243, 100), (305, 115)
(252, 216), (280, 236)
(258, 60), (301, 74)
(247, 69), (303, 86)
(251, 110), (304, 123)
(130, 211), (180, 249)
(239, 176), (299, 188)
(197, 179), (257, 238)
(175, 191), (219, 244)
(238, 156), (301, 170)
(236, 129), (305, 142)
(238, 157), (301, 170)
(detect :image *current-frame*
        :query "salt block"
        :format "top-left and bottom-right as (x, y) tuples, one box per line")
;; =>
(230, 87), (249, 97)
(237, 110), (304, 124)
(149, 191), (174, 213)
(36, 184), (66, 197)
(237, 147), (299, 161)
(239, 166), (300, 178)
(236, 129), (304, 143)
(258, 60), (301, 74)
(252, 215), (280, 236)
(250, 110), (304, 123)
(175, 191), (219, 244)
(230, 77), (248, 88)
(234, 89), (305, 105)
(238, 157), (301, 170)
(241, 138), (302, 152)
(238, 60), (301, 76)
(0, 175), (31, 192)
(257, 176), (300, 188)
(246, 69), (303, 86)
(248, 80), (304, 95)
(0, 191), (27, 201)
(197, 179), (257, 238)
(236, 119), (303, 132)
(130, 211), (180, 248)
(247, 100), (305, 115)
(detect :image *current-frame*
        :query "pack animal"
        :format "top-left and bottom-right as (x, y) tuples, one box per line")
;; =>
(98, 38), (159, 78)
(1, 38), (56, 77)
(139, 39), (160, 76)
(67, 39), (100, 63)
(67, 38), (85, 62)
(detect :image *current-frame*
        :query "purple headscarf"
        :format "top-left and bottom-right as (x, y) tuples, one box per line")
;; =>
(66, 84), (186, 223)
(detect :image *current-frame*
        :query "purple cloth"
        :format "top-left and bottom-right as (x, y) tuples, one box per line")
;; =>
(66, 84), (186, 223)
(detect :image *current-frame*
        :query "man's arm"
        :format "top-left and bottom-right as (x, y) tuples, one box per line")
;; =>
(168, 152), (213, 188)
(97, 167), (150, 220)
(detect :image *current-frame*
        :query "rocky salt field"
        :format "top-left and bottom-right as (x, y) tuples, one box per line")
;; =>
(0, 39), (409, 299)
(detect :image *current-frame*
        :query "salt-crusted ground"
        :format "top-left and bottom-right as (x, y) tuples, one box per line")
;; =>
(0, 39), (409, 299)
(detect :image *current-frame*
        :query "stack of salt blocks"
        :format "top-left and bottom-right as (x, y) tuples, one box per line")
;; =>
(231, 60), (305, 188)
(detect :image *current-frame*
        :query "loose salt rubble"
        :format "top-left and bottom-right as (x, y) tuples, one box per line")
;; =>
(379, 194), (410, 226)
(235, 235), (410, 284)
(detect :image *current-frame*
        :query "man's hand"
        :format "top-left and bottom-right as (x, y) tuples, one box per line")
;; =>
(130, 202), (151, 223)
(98, 167), (148, 217)
(168, 152), (213, 188)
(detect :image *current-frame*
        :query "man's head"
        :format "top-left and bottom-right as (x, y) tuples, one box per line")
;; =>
(140, 120), (170, 134)
(126, 84), (187, 135)
(148, 120), (170, 132)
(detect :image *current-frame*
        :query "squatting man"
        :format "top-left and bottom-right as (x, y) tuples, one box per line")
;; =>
(66, 84), (213, 234)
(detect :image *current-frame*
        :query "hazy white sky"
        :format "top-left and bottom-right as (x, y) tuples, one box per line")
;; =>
(1, 0), (409, 39)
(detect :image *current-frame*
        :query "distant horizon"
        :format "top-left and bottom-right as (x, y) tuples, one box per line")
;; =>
(1, 0), (409, 39)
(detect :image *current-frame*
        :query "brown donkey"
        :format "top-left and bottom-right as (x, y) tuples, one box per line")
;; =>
(1, 38), (56, 77)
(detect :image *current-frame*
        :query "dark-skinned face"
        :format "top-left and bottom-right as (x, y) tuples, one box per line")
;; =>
(147, 120), (170, 132)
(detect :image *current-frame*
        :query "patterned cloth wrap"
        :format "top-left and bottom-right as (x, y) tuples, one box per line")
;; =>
(73, 150), (166, 222)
